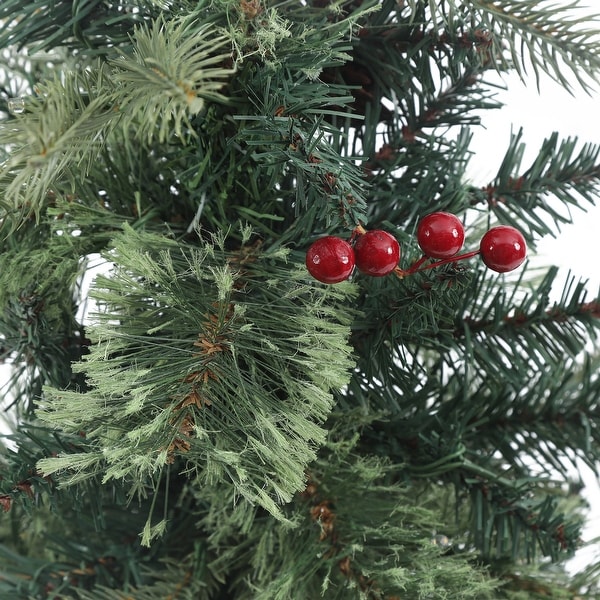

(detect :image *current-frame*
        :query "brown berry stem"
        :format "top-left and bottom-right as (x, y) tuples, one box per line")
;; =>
(350, 224), (367, 242)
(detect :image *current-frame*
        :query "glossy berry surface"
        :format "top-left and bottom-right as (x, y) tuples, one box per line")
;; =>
(417, 212), (465, 258)
(306, 236), (355, 283)
(354, 230), (400, 276)
(479, 226), (527, 273)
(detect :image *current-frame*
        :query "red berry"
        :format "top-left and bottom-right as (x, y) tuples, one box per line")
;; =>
(354, 230), (400, 276)
(417, 212), (465, 258)
(479, 226), (527, 273)
(306, 236), (355, 283)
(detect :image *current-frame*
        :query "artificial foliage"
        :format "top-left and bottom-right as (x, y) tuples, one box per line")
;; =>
(0, 0), (599, 598)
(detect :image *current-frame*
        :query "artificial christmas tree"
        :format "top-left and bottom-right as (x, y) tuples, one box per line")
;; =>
(1, 0), (600, 597)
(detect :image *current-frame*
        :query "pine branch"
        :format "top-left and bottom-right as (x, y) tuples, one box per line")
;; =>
(37, 226), (357, 530)
(326, 8), (504, 133)
(470, 129), (600, 240)
(457, 352), (600, 477)
(0, 69), (117, 223)
(235, 108), (369, 232)
(1, 426), (61, 518)
(501, 569), (590, 599)
(1, 422), (202, 597)
(464, 475), (582, 562)
(469, 0), (600, 92)
(0, 219), (89, 410)
(0, 19), (235, 223)
(455, 268), (599, 380)
(76, 555), (220, 600)
(187, 441), (500, 599)
(416, 0), (600, 93)
(392, 269), (600, 480)
(397, 69), (503, 140)
(354, 415), (585, 563)
(0, 0), (150, 54)
(110, 15), (235, 144)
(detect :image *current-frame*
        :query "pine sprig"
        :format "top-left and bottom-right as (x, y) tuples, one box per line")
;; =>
(469, 0), (600, 92)
(0, 18), (235, 223)
(0, 221), (88, 408)
(464, 476), (582, 562)
(37, 226), (357, 530)
(0, 434), (176, 598)
(75, 555), (221, 600)
(0, 69), (116, 222)
(460, 356), (600, 479)
(188, 442), (499, 599)
(399, 69), (504, 137)
(110, 15), (235, 143)
(414, 0), (600, 92)
(235, 109), (369, 232)
(470, 129), (600, 240)
(455, 268), (598, 373)
(0, 0), (150, 53)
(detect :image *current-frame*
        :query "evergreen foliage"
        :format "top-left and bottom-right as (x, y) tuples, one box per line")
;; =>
(1, 0), (599, 598)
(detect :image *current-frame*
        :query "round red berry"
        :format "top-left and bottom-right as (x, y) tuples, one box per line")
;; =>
(479, 226), (527, 273)
(417, 212), (465, 258)
(354, 230), (400, 276)
(305, 236), (355, 283)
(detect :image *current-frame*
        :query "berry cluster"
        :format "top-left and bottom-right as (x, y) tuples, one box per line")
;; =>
(305, 212), (527, 284)
(306, 230), (399, 284)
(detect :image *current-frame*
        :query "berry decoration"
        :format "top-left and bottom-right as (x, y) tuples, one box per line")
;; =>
(306, 236), (355, 283)
(479, 226), (527, 273)
(354, 230), (400, 276)
(417, 212), (465, 259)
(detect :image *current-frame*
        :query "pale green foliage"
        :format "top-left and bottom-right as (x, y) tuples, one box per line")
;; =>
(38, 226), (357, 524)
(186, 438), (499, 599)
(224, 3), (293, 65)
(0, 16), (234, 221)
(0, 70), (115, 220)
(111, 15), (235, 142)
